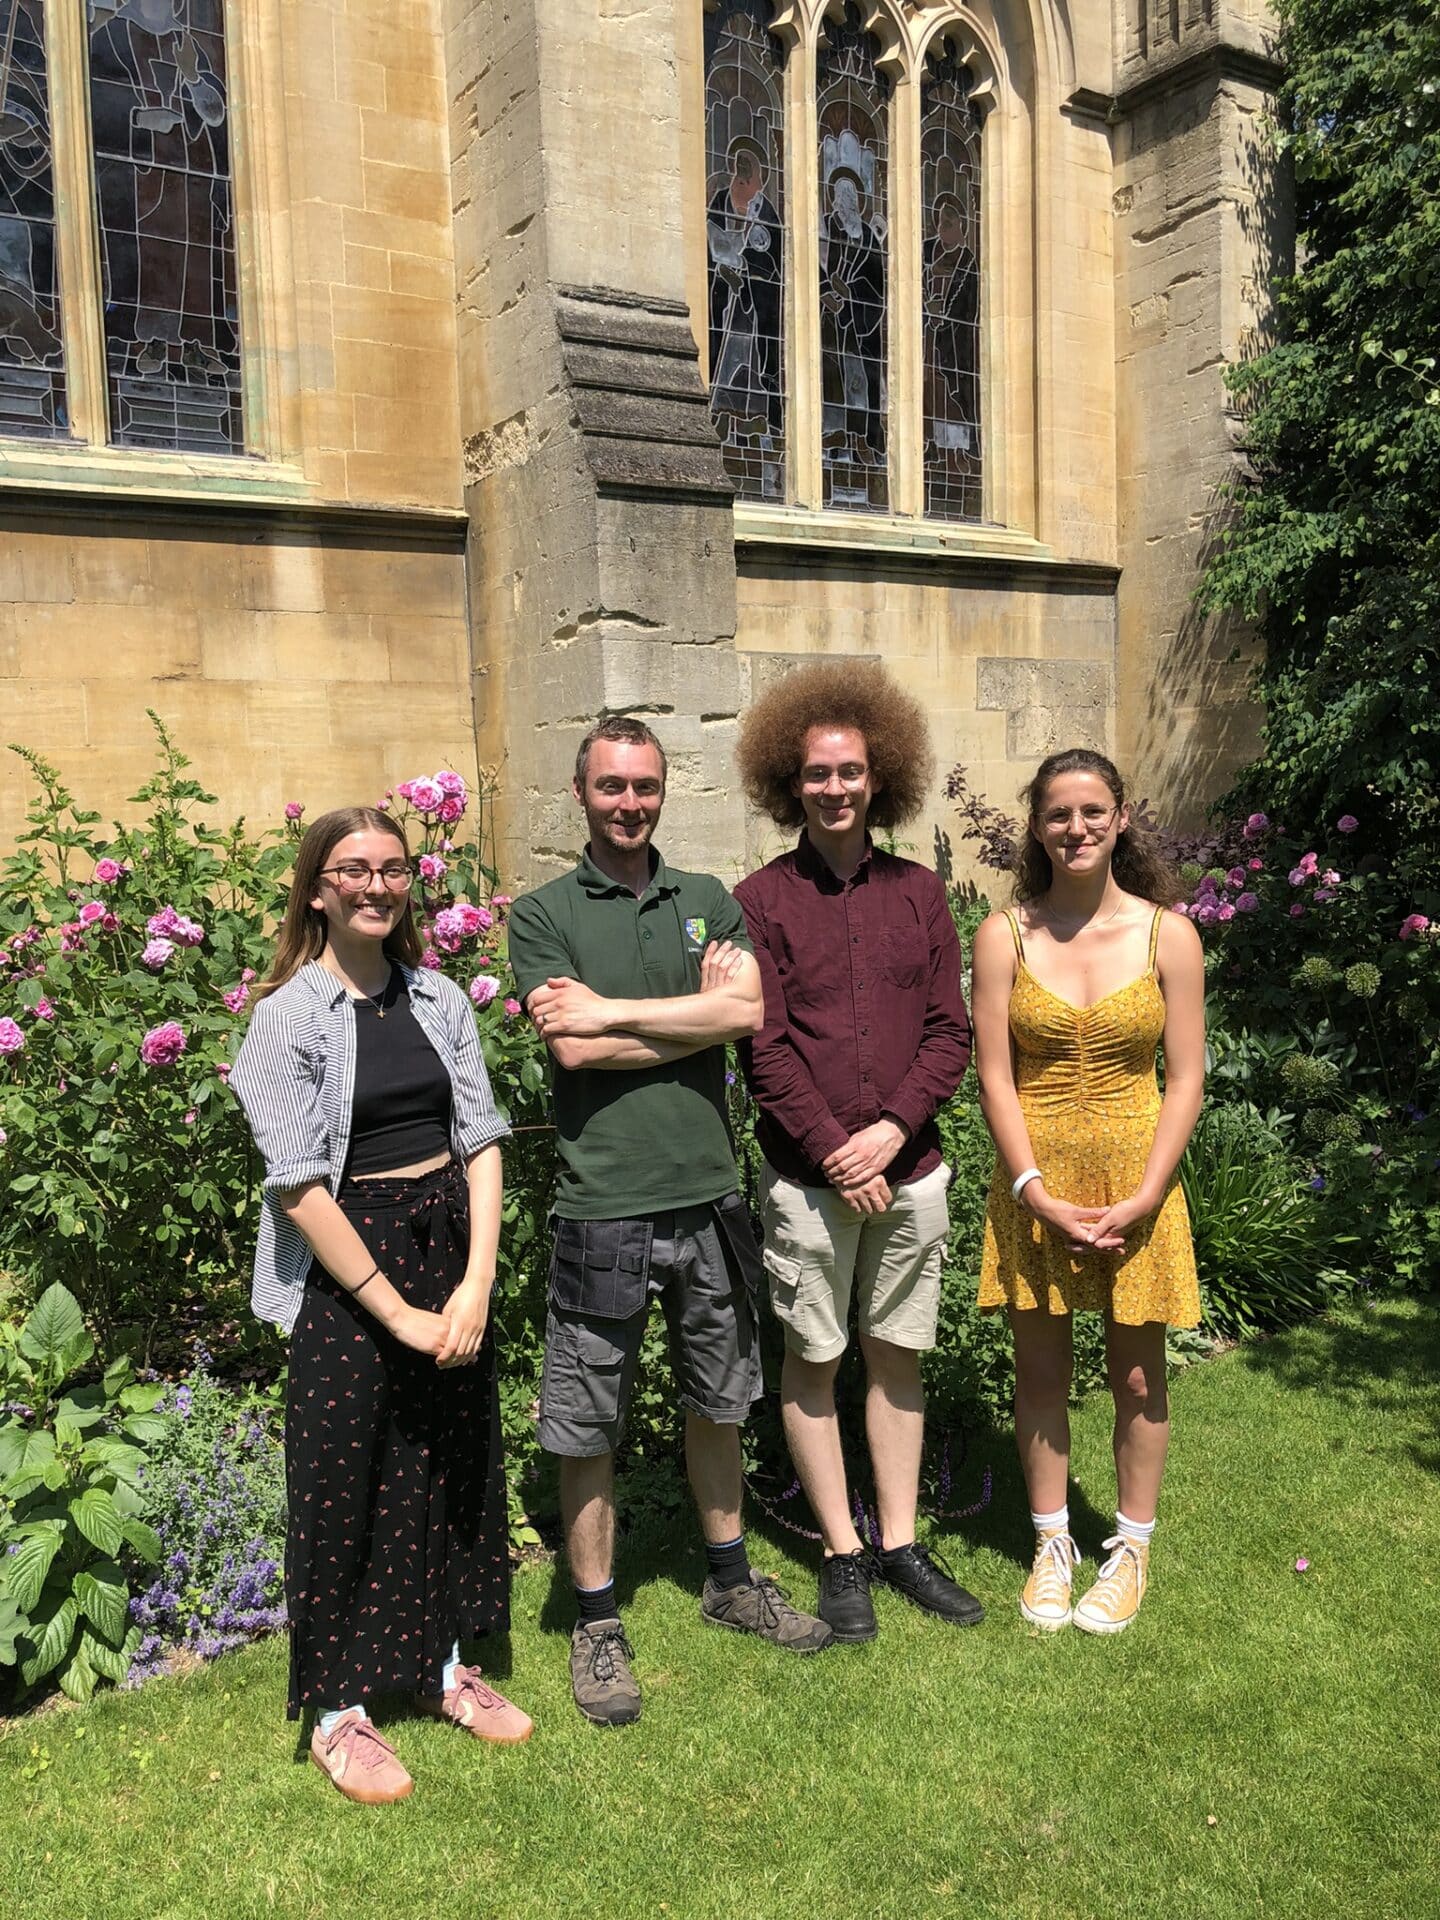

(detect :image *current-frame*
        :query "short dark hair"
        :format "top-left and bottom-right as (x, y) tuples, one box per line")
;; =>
(574, 715), (669, 788)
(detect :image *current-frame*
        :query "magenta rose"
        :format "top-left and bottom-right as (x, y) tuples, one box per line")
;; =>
(0, 1017), (26, 1056)
(33, 998), (56, 1022)
(1235, 892), (1259, 913)
(421, 947), (444, 970)
(1399, 914), (1431, 941)
(1337, 815), (1359, 834)
(408, 777), (445, 815)
(142, 937), (175, 970)
(93, 858), (125, 885)
(469, 974), (501, 1008)
(59, 922), (86, 954)
(437, 795), (465, 825)
(284, 801), (304, 821)
(1242, 812), (1270, 839)
(419, 854), (447, 884)
(503, 997), (521, 1018)
(140, 1021), (187, 1067)
(435, 770), (468, 800)
(223, 983), (250, 1014)
(1226, 867), (1246, 890)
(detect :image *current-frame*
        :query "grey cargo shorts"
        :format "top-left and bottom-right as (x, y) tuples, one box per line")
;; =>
(537, 1193), (764, 1458)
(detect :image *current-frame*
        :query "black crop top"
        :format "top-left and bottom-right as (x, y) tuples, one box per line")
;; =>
(346, 967), (453, 1178)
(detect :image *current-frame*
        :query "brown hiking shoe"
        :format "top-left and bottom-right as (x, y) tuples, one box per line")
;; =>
(569, 1618), (642, 1727)
(701, 1573), (835, 1653)
(309, 1710), (413, 1805)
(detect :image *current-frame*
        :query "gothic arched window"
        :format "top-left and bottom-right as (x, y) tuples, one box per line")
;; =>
(88, 0), (242, 453)
(0, 1), (68, 438)
(704, 2), (787, 502)
(921, 39), (982, 521)
(816, 3), (890, 513)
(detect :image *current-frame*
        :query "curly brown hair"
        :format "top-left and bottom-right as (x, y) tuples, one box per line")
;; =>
(736, 661), (934, 832)
(1013, 748), (1182, 907)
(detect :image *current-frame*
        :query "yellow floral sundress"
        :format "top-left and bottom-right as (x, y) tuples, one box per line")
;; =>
(977, 907), (1200, 1327)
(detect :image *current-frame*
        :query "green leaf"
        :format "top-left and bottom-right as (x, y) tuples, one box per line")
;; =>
(101, 1352), (134, 1399)
(0, 1593), (26, 1666)
(119, 1412), (167, 1446)
(118, 1383), (165, 1414)
(71, 1486), (124, 1556)
(73, 1561), (129, 1644)
(57, 1636), (96, 1703)
(120, 1517), (162, 1564)
(3, 1524), (63, 1613)
(0, 1425), (54, 1481)
(81, 1624), (134, 1685)
(21, 1591), (78, 1687)
(54, 1388), (109, 1431)
(18, 1283), (87, 1369)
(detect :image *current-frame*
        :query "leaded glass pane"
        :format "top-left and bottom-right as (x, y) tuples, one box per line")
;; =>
(704, 3), (786, 503)
(921, 42), (981, 521)
(817, 2), (889, 514)
(88, 0), (242, 454)
(0, 0), (68, 438)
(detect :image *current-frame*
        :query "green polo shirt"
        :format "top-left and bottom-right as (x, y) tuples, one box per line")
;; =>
(507, 848), (751, 1218)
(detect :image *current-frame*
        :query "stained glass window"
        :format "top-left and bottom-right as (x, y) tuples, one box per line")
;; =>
(88, 0), (242, 454)
(0, 1), (67, 438)
(817, 2), (889, 514)
(704, 3), (786, 503)
(921, 41), (982, 521)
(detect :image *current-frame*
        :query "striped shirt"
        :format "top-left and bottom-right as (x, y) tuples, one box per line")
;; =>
(229, 959), (510, 1333)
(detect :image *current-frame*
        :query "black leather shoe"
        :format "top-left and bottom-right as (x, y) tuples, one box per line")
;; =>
(873, 1542), (984, 1626)
(817, 1548), (878, 1643)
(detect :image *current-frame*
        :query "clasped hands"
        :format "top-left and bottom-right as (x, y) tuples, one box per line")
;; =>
(822, 1117), (907, 1215)
(1022, 1185), (1155, 1256)
(527, 939), (746, 1037)
(396, 1277), (491, 1369)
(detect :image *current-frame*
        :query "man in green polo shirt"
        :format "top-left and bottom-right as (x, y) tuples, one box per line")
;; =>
(509, 716), (833, 1727)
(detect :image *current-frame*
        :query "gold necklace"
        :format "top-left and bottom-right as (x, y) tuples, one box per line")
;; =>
(1039, 897), (1124, 934)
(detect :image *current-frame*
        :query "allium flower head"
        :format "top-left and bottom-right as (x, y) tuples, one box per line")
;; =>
(140, 1021), (187, 1067)
(1344, 962), (1381, 1001)
(0, 1017), (26, 1056)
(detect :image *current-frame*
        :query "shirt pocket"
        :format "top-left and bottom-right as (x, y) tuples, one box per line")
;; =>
(882, 923), (928, 991)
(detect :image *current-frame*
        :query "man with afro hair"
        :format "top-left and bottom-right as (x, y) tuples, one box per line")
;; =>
(734, 662), (983, 1642)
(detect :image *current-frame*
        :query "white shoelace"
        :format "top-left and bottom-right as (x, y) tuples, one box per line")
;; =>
(1035, 1529), (1081, 1586)
(1093, 1533), (1144, 1584)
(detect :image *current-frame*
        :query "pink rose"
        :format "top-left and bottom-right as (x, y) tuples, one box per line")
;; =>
(1235, 892), (1259, 913)
(435, 770), (468, 800)
(142, 938), (175, 970)
(216, 1061), (232, 1083)
(1196, 874), (1218, 896)
(1399, 914), (1431, 941)
(78, 901), (106, 926)
(421, 947), (444, 970)
(0, 1126), (6, 1146)
(59, 922), (86, 954)
(33, 998), (55, 1022)
(1298, 851), (1319, 877)
(1243, 812), (1270, 839)
(1288, 868), (1308, 888)
(1337, 815), (1358, 834)
(1289, 903), (1306, 919)
(1322, 870), (1341, 887)
(1216, 903), (1236, 922)
(490, 894), (512, 912)
(1195, 903), (1219, 926)
(0, 1017), (26, 1055)
(1226, 867), (1246, 890)
(284, 801), (304, 821)
(140, 1021), (187, 1067)
(183, 1109), (198, 1127)
(409, 777), (445, 815)
(147, 907), (177, 938)
(437, 795), (465, 825)
(1313, 888), (1337, 905)
(242, 967), (257, 984)
(469, 974), (501, 1007)
(93, 858), (124, 885)
(395, 781), (415, 802)
(1247, 858), (1264, 873)
(171, 914), (204, 947)
(419, 854), (447, 884)
(503, 996), (521, 1018)
(223, 983), (250, 1014)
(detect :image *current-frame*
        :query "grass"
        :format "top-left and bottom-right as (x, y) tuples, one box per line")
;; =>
(3, 1296), (1438, 1920)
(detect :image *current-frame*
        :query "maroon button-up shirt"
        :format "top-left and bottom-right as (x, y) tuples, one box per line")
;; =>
(735, 835), (972, 1188)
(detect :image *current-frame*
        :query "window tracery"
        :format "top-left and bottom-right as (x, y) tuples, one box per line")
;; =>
(704, 2), (788, 502)
(0, 1), (67, 438)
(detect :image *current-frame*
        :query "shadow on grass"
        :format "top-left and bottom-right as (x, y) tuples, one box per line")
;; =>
(1235, 1294), (1440, 1477)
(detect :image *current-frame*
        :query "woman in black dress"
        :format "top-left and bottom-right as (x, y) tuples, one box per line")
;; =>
(231, 806), (530, 1803)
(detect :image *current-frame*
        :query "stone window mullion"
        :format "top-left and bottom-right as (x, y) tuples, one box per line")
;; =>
(889, 60), (922, 517)
(787, 24), (822, 508)
(43, 0), (110, 447)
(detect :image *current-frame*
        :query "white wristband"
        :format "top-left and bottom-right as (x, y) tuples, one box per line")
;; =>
(1011, 1167), (1043, 1202)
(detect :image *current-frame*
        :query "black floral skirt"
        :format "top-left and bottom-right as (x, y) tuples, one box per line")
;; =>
(284, 1158), (510, 1718)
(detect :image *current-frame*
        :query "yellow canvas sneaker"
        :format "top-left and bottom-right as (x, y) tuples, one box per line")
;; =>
(1073, 1533), (1149, 1635)
(1020, 1527), (1081, 1630)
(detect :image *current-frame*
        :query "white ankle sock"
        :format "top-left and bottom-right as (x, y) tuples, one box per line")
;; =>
(1116, 1511), (1155, 1546)
(318, 1704), (368, 1736)
(1031, 1505), (1070, 1534)
(442, 1639), (462, 1692)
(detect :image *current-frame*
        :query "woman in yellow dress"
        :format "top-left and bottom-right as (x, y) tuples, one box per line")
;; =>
(972, 748), (1205, 1635)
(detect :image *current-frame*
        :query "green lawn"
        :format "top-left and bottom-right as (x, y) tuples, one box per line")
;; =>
(3, 1297), (1438, 1920)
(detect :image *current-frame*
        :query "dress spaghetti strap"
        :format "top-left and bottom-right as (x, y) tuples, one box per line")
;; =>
(1148, 906), (1165, 970)
(1006, 911), (1026, 961)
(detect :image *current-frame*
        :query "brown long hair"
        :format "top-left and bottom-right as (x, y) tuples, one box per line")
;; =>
(1013, 749), (1181, 908)
(253, 808), (422, 1002)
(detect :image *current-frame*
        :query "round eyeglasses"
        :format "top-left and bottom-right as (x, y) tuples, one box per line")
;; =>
(318, 862), (415, 893)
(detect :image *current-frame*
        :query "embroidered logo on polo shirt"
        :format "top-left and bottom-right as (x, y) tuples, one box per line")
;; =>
(683, 916), (708, 949)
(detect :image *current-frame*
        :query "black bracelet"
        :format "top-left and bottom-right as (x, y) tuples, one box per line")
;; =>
(351, 1266), (380, 1297)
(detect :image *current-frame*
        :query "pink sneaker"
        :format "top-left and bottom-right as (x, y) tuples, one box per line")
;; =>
(310, 1711), (414, 1804)
(419, 1665), (533, 1744)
